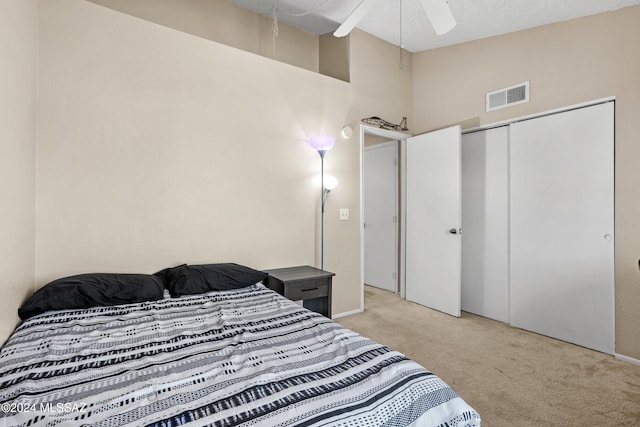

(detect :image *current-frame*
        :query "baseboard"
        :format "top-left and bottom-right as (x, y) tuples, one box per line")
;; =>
(615, 353), (640, 366)
(332, 308), (363, 320)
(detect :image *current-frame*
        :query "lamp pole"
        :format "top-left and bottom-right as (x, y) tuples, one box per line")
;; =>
(308, 136), (336, 272)
(319, 149), (326, 270)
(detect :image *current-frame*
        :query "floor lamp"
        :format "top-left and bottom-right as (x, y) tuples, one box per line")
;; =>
(309, 136), (336, 270)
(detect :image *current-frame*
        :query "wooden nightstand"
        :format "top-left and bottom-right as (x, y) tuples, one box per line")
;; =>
(263, 265), (335, 318)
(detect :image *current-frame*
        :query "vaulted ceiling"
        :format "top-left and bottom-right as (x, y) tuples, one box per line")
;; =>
(225, 0), (640, 52)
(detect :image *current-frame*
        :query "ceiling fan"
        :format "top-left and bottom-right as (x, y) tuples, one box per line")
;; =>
(334, 0), (456, 37)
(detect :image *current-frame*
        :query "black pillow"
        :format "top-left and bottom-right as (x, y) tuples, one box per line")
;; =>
(18, 273), (165, 320)
(153, 264), (186, 288)
(162, 263), (268, 297)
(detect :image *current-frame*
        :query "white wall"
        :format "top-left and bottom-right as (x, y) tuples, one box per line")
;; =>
(0, 0), (37, 343)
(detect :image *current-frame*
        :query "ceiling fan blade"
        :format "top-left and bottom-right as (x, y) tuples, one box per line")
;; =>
(419, 0), (456, 35)
(333, 0), (379, 37)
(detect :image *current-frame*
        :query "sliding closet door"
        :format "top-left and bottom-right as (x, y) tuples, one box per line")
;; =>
(509, 102), (614, 354)
(461, 126), (510, 323)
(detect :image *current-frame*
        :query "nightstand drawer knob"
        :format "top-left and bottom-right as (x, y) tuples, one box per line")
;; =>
(302, 287), (319, 292)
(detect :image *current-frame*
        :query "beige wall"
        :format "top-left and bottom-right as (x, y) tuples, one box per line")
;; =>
(37, 0), (347, 284)
(0, 0), (37, 343)
(413, 6), (640, 359)
(18, 0), (632, 361)
(321, 29), (412, 315)
(319, 33), (350, 82)
(350, 30), (413, 127)
(87, 0), (319, 73)
(33, 0), (412, 322)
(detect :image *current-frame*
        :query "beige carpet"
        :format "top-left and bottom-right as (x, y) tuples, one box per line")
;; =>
(336, 286), (640, 427)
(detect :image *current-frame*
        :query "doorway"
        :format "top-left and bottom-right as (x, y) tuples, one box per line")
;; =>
(360, 124), (462, 315)
(364, 140), (398, 292)
(360, 125), (408, 309)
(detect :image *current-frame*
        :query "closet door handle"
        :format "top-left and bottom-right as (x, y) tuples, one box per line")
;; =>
(449, 228), (458, 234)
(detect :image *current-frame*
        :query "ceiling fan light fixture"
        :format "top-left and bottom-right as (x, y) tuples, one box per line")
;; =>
(419, 0), (457, 35)
(333, 0), (378, 37)
(334, 0), (455, 40)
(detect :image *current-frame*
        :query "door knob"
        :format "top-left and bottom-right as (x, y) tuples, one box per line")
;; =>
(449, 228), (458, 234)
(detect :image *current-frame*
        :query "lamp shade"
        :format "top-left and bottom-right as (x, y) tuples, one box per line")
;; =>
(323, 175), (339, 191)
(309, 135), (336, 152)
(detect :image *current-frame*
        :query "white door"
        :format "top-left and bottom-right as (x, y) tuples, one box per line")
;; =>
(405, 125), (462, 317)
(461, 126), (510, 323)
(509, 102), (615, 354)
(364, 142), (398, 292)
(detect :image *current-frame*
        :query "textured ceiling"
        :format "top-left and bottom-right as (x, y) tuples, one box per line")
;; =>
(225, 0), (640, 52)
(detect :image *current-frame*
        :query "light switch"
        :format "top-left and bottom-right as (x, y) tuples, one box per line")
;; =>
(339, 208), (349, 221)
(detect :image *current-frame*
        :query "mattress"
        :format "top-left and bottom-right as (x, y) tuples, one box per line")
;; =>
(0, 284), (480, 426)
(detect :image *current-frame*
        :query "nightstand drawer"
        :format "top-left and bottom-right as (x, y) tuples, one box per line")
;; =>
(285, 281), (329, 301)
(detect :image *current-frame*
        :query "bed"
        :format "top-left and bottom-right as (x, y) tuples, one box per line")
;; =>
(0, 264), (481, 427)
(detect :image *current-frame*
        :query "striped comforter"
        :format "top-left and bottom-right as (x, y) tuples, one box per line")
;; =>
(0, 284), (480, 426)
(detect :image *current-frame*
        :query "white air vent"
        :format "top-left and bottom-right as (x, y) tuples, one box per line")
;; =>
(486, 81), (529, 112)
